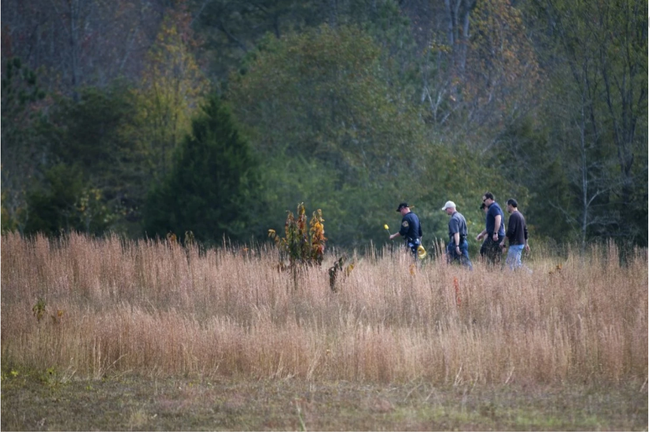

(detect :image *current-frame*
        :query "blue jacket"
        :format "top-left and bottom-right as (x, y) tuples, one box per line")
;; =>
(399, 212), (422, 242)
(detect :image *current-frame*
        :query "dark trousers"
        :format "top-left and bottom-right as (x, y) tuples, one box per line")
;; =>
(480, 235), (504, 265)
(406, 239), (420, 261)
(447, 239), (473, 270)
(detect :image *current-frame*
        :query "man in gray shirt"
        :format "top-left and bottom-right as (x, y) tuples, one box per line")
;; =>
(499, 198), (530, 271)
(442, 201), (473, 270)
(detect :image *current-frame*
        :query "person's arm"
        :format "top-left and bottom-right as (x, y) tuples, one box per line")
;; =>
(454, 232), (461, 254)
(524, 223), (530, 252)
(389, 232), (400, 240)
(502, 216), (515, 247)
(506, 217), (515, 240)
(493, 214), (501, 240)
(476, 229), (486, 241)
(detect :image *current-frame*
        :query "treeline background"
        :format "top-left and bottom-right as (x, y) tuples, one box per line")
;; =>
(2, 0), (647, 252)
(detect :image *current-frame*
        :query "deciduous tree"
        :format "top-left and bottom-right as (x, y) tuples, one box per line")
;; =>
(132, 10), (208, 183)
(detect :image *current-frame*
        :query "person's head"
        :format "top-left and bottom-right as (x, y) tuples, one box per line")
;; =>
(441, 200), (456, 216)
(396, 202), (410, 215)
(506, 198), (518, 214)
(482, 192), (495, 206)
(480, 202), (488, 214)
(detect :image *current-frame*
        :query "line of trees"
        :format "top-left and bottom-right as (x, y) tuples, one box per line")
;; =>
(1, 0), (646, 250)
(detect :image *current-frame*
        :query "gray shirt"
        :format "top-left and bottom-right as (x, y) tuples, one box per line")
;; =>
(448, 212), (468, 240)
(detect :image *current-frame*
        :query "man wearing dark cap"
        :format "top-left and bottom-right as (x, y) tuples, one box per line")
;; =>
(389, 202), (422, 260)
(499, 198), (531, 271)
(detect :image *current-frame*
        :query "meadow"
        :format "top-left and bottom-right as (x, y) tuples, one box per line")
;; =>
(1, 232), (647, 430)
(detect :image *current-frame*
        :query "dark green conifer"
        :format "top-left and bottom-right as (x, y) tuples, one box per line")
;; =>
(143, 93), (261, 244)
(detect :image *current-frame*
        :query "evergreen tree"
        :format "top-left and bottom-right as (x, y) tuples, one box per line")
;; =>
(44, 84), (145, 236)
(143, 93), (261, 244)
(1, 57), (48, 232)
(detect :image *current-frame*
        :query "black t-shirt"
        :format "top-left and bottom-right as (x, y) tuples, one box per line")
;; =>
(399, 212), (422, 241)
(506, 210), (528, 245)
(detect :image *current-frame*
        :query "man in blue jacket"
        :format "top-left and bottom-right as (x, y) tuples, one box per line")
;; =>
(389, 202), (422, 260)
(475, 192), (505, 265)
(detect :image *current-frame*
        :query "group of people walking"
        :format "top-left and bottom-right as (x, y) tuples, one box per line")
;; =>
(388, 193), (530, 271)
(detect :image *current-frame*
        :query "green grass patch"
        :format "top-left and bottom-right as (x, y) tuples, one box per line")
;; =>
(2, 369), (646, 431)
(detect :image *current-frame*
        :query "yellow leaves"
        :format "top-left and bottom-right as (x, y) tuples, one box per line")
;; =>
(268, 228), (281, 247)
(429, 42), (452, 54)
(75, 188), (104, 215)
(135, 14), (207, 173)
(270, 203), (327, 268)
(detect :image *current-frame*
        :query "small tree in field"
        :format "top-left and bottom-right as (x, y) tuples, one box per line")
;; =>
(268, 203), (326, 271)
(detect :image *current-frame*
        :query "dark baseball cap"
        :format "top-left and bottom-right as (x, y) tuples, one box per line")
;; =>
(396, 202), (409, 211)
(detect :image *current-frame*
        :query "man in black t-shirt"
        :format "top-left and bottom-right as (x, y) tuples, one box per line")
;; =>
(499, 198), (531, 271)
(389, 202), (422, 260)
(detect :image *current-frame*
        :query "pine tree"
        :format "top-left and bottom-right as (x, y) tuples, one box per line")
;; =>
(143, 93), (261, 244)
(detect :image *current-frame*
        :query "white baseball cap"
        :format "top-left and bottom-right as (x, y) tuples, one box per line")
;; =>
(441, 200), (456, 211)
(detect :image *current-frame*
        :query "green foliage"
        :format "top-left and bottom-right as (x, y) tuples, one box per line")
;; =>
(230, 25), (423, 170)
(521, 0), (647, 246)
(132, 13), (208, 183)
(487, 117), (574, 243)
(268, 202), (326, 268)
(45, 84), (145, 235)
(2, 0), (645, 251)
(23, 164), (113, 236)
(49, 86), (134, 170)
(143, 92), (261, 244)
(1, 57), (45, 116)
(229, 25), (428, 248)
(32, 298), (46, 323)
(1, 57), (48, 232)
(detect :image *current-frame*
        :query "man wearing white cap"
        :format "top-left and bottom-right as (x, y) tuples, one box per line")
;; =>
(442, 201), (473, 270)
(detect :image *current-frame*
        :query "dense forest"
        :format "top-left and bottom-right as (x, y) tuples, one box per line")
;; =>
(1, 0), (647, 252)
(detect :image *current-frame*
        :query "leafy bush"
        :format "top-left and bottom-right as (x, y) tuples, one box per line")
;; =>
(268, 202), (326, 268)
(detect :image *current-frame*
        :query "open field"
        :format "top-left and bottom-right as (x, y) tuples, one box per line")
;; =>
(1, 233), (648, 430)
(2, 373), (646, 431)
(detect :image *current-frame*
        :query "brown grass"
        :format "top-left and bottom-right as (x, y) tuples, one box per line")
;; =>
(1, 232), (647, 386)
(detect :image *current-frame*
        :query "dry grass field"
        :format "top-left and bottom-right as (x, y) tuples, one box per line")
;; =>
(1, 232), (647, 430)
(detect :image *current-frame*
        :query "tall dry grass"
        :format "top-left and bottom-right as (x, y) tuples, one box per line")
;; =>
(1, 232), (647, 386)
